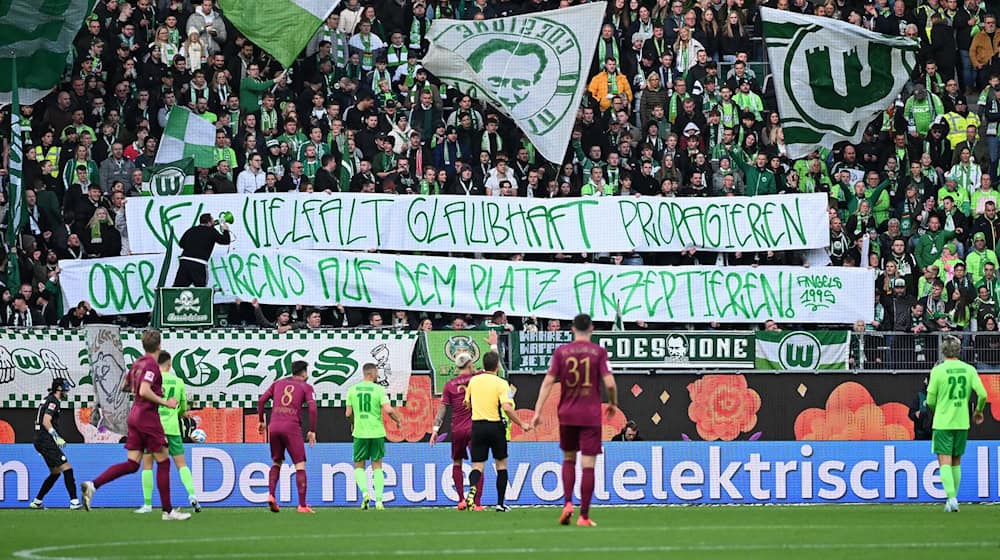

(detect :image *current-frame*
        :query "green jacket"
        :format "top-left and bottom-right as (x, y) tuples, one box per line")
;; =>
(239, 77), (276, 113)
(915, 230), (956, 270)
(734, 157), (776, 196)
(966, 248), (999, 284)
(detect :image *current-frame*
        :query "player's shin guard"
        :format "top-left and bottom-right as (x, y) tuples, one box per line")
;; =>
(36, 473), (60, 501)
(953, 465), (962, 494)
(940, 464), (956, 499)
(373, 468), (385, 502)
(562, 460), (576, 505)
(496, 469), (508, 507)
(93, 459), (140, 488)
(141, 468), (154, 507)
(269, 465), (280, 498)
(63, 469), (77, 500)
(354, 467), (368, 497)
(179, 466), (196, 497)
(156, 459), (172, 513)
(452, 464), (464, 501)
(295, 469), (308, 507)
(580, 467), (595, 518)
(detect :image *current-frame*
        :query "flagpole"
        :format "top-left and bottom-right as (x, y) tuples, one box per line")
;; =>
(5, 51), (23, 292)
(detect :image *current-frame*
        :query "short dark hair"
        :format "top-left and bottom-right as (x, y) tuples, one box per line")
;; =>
(483, 351), (500, 372)
(158, 351), (172, 365)
(573, 313), (593, 332)
(291, 360), (309, 376)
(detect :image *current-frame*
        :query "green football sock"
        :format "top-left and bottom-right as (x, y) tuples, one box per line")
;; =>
(953, 465), (962, 495)
(178, 466), (195, 497)
(354, 467), (368, 497)
(374, 468), (385, 502)
(141, 468), (154, 507)
(939, 464), (956, 499)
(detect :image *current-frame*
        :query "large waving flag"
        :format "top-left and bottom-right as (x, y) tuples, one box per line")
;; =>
(6, 58), (23, 289)
(761, 7), (918, 159)
(422, 3), (606, 163)
(156, 107), (216, 168)
(219, 0), (341, 68)
(0, 0), (97, 106)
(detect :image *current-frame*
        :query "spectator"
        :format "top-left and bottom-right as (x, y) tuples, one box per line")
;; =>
(613, 421), (643, 441)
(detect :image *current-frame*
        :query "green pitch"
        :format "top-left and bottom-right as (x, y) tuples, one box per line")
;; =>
(2, 505), (998, 559)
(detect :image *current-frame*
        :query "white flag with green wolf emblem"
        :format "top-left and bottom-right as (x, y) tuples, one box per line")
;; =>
(142, 158), (195, 196)
(422, 3), (606, 163)
(762, 7), (918, 159)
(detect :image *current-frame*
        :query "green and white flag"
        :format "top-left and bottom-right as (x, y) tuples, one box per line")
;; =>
(142, 158), (195, 196)
(6, 57), (23, 289)
(219, 0), (340, 68)
(0, 0), (96, 106)
(156, 107), (216, 168)
(755, 330), (849, 371)
(422, 3), (606, 163)
(761, 7), (918, 159)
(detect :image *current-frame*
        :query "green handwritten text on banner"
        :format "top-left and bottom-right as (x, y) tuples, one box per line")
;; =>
(60, 251), (874, 324)
(126, 193), (831, 255)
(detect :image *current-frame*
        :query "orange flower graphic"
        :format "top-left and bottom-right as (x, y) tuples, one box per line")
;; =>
(795, 382), (913, 440)
(981, 375), (1000, 422)
(0, 419), (14, 443)
(384, 376), (439, 442)
(687, 375), (761, 441)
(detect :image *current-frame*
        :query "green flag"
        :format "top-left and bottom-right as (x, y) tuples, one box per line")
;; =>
(142, 158), (195, 196)
(155, 107), (217, 168)
(219, 0), (341, 69)
(761, 7), (918, 158)
(6, 57), (22, 290)
(0, 0), (97, 106)
(754, 331), (850, 371)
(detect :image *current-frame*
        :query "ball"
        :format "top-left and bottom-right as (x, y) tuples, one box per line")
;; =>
(191, 429), (208, 443)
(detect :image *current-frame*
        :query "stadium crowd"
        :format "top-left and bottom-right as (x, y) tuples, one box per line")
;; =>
(4, 0), (1000, 345)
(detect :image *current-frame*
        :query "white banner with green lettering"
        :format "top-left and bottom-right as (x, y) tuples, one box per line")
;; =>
(116, 329), (418, 407)
(754, 330), (850, 371)
(124, 192), (830, 255)
(0, 329), (90, 408)
(60, 251), (874, 323)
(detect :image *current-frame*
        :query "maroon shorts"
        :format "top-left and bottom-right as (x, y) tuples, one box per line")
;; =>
(270, 429), (307, 464)
(125, 420), (167, 453)
(451, 430), (471, 461)
(559, 425), (602, 456)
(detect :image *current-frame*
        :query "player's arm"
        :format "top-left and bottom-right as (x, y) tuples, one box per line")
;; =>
(973, 372), (989, 423)
(345, 392), (354, 431)
(603, 363), (618, 419)
(306, 386), (318, 446)
(531, 373), (557, 427)
(41, 408), (66, 448)
(140, 378), (175, 408)
(177, 383), (188, 417)
(257, 383), (274, 434)
(382, 401), (402, 429)
(430, 400), (448, 446)
(926, 372), (939, 410)
(501, 386), (530, 431)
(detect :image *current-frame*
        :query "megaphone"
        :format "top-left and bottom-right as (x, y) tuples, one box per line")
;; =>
(213, 211), (235, 225)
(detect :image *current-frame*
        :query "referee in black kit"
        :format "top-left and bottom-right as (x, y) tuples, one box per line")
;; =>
(173, 213), (231, 287)
(30, 378), (81, 510)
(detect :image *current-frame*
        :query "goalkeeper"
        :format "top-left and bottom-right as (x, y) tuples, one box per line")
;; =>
(134, 351), (201, 513)
(926, 335), (988, 512)
(29, 378), (81, 510)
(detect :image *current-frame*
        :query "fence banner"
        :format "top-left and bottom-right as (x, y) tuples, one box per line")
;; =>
(422, 330), (498, 393)
(125, 192), (830, 255)
(60, 251), (875, 323)
(512, 331), (756, 371)
(0, 329), (89, 408)
(116, 329), (419, 407)
(755, 331), (850, 371)
(1, 442), (998, 508)
(84, 325), (129, 434)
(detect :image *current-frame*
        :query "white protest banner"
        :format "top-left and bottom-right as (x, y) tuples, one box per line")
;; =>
(126, 192), (831, 255)
(85, 325), (130, 434)
(117, 329), (419, 407)
(0, 329), (90, 408)
(61, 251), (875, 323)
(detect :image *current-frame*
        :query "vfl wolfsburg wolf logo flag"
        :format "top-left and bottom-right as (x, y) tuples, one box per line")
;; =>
(761, 7), (918, 159)
(755, 331), (849, 371)
(422, 3), (606, 163)
(142, 158), (195, 196)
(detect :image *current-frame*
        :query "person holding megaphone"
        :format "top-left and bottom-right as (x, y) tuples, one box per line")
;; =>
(173, 212), (232, 287)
